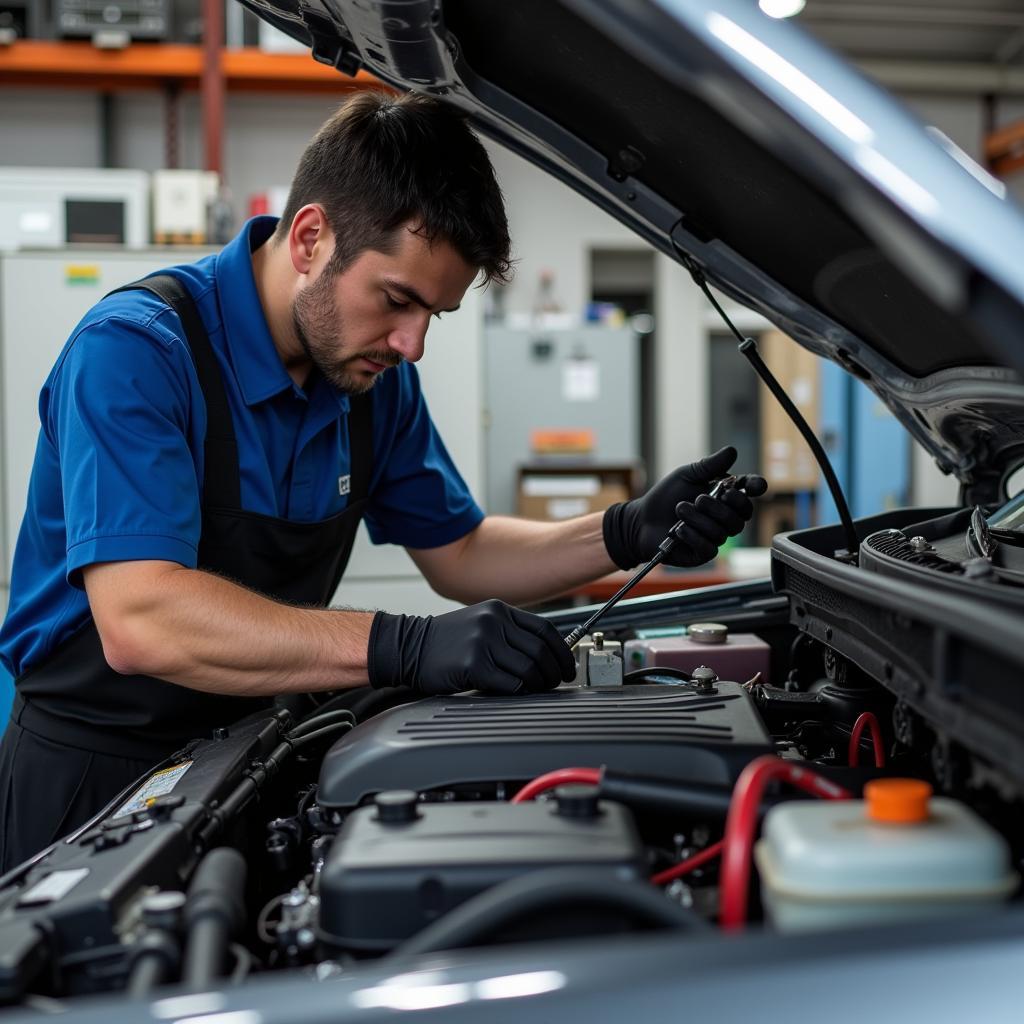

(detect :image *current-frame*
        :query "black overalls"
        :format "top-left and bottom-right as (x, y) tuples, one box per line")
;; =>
(0, 275), (373, 871)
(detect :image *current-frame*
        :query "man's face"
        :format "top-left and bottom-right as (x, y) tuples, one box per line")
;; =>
(292, 223), (478, 394)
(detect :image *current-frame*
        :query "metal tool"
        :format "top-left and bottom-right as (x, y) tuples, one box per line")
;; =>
(564, 475), (740, 651)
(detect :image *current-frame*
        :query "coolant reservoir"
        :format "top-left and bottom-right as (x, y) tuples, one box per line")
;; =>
(623, 622), (769, 683)
(754, 779), (1017, 932)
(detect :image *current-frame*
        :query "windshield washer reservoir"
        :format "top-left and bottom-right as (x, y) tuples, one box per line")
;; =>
(755, 779), (1017, 932)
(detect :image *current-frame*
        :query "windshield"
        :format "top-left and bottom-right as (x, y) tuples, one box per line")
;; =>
(988, 490), (1024, 533)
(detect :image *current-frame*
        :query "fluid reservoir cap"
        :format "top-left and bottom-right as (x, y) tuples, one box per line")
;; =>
(688, 622), (728, 645)
(141, 890), (186, 930)
(374, 790), (421, 824)
(691, 665), (719, 694)
(553, 784), (601, 820)
(865, 778), (933, 824)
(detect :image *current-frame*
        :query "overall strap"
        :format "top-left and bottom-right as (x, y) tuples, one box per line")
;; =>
(111, 274), (241, 509)
(346, 390), (374, 502)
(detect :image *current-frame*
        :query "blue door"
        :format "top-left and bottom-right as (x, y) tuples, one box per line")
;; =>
(818, 363), (910, 523)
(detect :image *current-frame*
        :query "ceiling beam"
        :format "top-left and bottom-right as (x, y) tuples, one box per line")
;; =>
(804, 4), (1024, 28)
(858, 59), (1024, 96)
(993, 26), (1024, 64)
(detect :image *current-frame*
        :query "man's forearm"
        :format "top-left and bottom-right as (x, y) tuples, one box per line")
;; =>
(413, 513), (618, 606)
(85, 561), (374, 697)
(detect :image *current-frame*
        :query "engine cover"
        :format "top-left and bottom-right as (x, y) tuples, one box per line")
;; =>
(318, 793), (646, 952)
(317, 683), (771, 809)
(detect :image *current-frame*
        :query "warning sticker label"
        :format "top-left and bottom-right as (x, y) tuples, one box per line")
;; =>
(18, 867), (90, 907)
(114, 761), (193, 819)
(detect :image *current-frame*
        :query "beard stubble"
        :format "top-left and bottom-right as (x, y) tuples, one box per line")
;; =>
(292, 270), (399, 394)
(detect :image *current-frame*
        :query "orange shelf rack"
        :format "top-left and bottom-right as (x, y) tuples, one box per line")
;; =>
(985, 119), (1024, 179)
(0, 39), (386, 94)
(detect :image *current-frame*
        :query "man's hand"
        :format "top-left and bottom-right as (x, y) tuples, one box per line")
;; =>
(367, 600), (577, 696)
(602, 446), (767, 569)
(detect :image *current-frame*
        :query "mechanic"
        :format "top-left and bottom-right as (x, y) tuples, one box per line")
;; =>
(0, 91), (764, 870)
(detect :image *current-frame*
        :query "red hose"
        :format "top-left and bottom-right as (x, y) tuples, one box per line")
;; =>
(650, 839), (725, 885)
(511, 767), (602, 803)
(848, 712), (885, 768)
(514, 767), (724, 885)
(719, 756), (852, 931)
(513, 759), (854, 932)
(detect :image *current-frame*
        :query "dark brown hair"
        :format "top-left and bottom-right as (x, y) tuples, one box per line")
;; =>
(275, 91), (512, 285)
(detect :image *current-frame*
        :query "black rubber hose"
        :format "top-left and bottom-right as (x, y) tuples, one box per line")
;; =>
(291, 722), (354, 749)
(681, 256), (858, 557)
(304, 686), (419, 724)
(182, 847), (247, 989)
(387, 867), (707, 960)
(126, 950), (170, 998)
(289, 708), (357, 738)
(600, 770), (736, 818)
(738, 337), (859, 555)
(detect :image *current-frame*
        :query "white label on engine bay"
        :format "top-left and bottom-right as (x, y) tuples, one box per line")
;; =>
(114, 761), (193, 819)
(18, 867), (89, 906)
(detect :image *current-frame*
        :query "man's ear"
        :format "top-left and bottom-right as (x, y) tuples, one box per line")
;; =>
(287, 204), (333, 276)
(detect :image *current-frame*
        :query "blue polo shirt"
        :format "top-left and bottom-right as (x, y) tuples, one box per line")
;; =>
(0, 216), (484, 678)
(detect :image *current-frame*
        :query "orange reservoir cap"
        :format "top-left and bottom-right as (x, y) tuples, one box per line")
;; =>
(865, 778), (933, 824)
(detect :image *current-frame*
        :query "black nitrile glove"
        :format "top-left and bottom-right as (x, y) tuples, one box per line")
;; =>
(367, 599), (577, 696)
(602, 446), (767, 570)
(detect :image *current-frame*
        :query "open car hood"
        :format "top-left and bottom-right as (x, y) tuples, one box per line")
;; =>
(241, 0), (1024, 503)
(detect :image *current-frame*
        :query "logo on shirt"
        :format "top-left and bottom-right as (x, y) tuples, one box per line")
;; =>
(338, 474), (351, 496)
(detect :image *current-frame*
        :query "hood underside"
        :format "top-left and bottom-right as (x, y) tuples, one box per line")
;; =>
(240, 0), (1024, 502)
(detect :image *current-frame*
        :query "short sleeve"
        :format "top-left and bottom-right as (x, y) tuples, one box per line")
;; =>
(363, 364), (484, 549)
(45, 316), (203, 586)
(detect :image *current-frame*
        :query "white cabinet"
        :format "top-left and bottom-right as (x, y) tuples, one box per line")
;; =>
(0, 249), (209, 587)
(0, 249), (484, 614)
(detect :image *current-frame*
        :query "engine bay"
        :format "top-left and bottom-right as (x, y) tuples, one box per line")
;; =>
(1, 504), (1023, 1008)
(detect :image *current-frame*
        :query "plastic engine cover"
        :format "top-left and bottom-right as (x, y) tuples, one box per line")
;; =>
(317, 794), (646, 952)
(317, 683), (772, 809)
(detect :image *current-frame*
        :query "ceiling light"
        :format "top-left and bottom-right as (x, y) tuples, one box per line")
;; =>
(759, 0), (806, 18)
(707, 13), (873, 144)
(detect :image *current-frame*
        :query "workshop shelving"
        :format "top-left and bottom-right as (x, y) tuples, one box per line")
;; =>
(0, 36), (389, 177)
(0, 39), (383, 94)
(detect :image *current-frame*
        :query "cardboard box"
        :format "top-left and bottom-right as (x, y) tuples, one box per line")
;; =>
(758, 330), (819, 491)
(516, 468), (633, 521)
(756, 496), (800, 547)
(518, 482), (630, 521)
